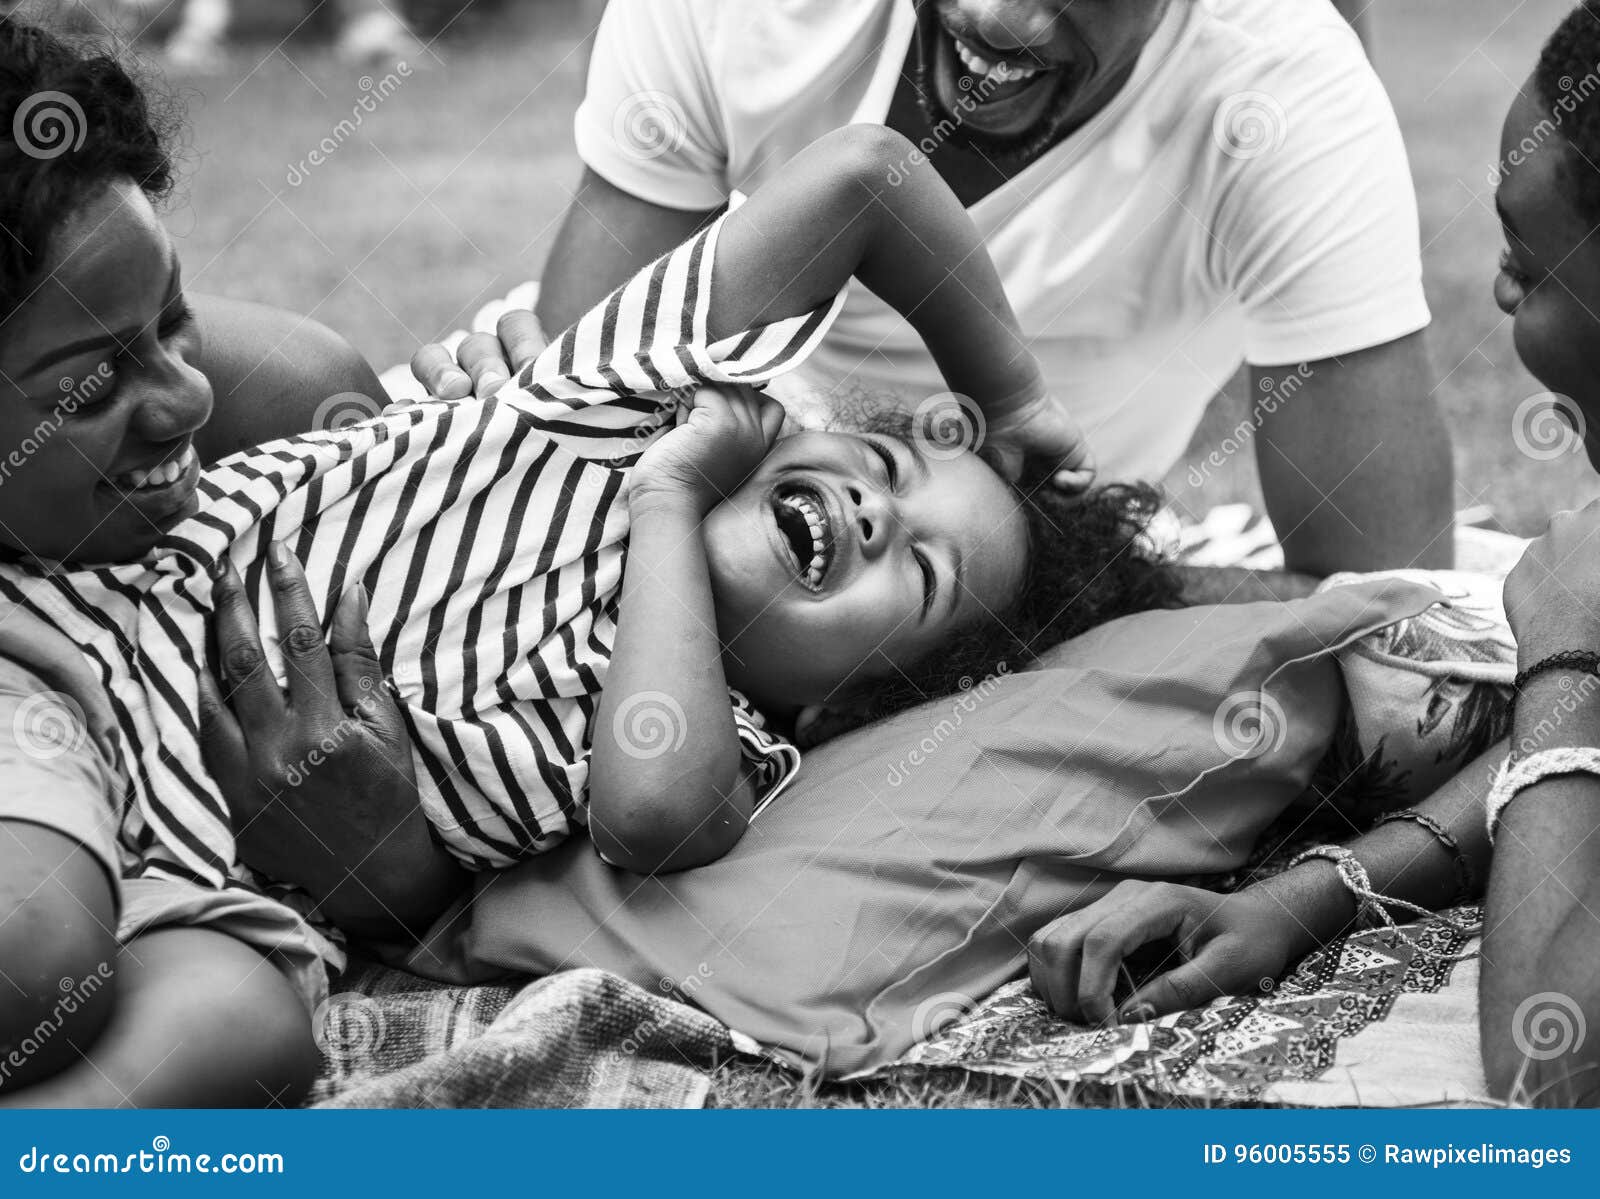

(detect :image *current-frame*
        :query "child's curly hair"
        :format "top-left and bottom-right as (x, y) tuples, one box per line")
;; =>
(1, 15), (179, 320)
(805, 401), (1184, 741)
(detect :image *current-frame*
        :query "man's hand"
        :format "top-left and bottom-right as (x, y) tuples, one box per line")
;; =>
(1505, 498), (1600, 668)
(409, 309), (548, 401)
(632, 385), (786, 515)
(1027, 880), (1301, 1024)
(199, 549), (460, 936)
(983, 391), (1096, 491)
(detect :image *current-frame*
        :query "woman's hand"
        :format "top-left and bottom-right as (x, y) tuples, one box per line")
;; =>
(1505, 498), (1600, 667)
(983, 390), (1096, 492)
(1026, 880), (1302, 1024)
(632, 385), (787, 515)
(408, 309), (548, 400)
(198, 547), (463, 937)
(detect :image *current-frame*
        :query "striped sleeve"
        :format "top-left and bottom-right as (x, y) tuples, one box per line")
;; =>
(728, 688), (801, 819)
(511, 209), (847, 462)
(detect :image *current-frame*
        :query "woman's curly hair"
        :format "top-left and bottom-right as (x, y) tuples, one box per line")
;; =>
(1536, 0), (1600, 228)
(1, 16), (177, 321)
(807, 400), (1184, 740)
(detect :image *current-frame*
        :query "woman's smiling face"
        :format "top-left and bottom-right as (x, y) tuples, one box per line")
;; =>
(0, 179), (212, 564)
(702, 427), (1029, 713)
(1494, 77), (1600, 468)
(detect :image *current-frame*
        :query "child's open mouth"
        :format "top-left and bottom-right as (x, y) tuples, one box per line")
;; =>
(772, 482), (837, 592)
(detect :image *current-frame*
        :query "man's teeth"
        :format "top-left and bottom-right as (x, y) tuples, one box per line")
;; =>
(116, 445), (196, 491)
(779, 491), (830, 590)
(954, 39), (1040, 83)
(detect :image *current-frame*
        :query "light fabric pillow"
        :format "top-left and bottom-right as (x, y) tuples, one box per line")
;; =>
(404, 578), (1442, 1075)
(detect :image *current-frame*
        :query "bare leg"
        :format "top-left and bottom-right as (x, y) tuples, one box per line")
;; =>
(0, 926), (318, 1108)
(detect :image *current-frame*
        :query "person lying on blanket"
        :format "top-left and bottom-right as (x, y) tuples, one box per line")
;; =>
(0, 21), (1176, 1106)
(1022, 0), (1600, 1108)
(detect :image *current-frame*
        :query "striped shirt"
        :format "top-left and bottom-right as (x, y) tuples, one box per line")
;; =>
(0, 214), (841, 903)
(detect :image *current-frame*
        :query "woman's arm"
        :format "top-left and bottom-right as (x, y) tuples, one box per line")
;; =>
(1481, 680), (1600, 1105)
(1480, 502), (1600, 1105)
(1029, 742), (1499, 1023)
(191, 295), (385, 461)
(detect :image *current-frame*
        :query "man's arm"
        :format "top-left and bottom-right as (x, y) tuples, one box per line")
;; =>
(1252, 331), (1455, 576)
(535, 169), (718, 338)
(190, 294), (384, 461)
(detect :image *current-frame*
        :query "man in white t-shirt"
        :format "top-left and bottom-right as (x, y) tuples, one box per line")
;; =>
(429, 0), (1452, 576)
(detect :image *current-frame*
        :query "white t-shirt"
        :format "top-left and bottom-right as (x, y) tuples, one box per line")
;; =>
(573, 0), (1430, 481)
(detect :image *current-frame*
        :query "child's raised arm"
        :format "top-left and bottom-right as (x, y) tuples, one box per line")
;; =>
(708, 125), (1090, 484)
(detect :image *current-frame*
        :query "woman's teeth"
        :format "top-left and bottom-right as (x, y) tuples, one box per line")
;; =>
(115, 445), (196, 492)
(954, 38), (1040, 84)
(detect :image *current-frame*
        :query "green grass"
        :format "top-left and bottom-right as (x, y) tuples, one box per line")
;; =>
(144, 0), (1594, 1108)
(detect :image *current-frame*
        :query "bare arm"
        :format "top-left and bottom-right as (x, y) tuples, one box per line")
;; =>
(1252, 332), (1455, 576)
(190, 294), (384, 460)
(535, 168), (718, 338)
(1029, 740), (1496, 1022)
(1480, 504), (1600, 1104)
(709, 125), (1044, 417)
(1481, 682), (1600, 1106)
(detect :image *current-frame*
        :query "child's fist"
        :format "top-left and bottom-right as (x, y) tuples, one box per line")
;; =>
(632, 385), (787, 514)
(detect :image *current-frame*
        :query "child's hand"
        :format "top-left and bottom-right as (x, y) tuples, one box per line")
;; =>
(632, 385), (787, 514)
(985, 391), (1097, 492)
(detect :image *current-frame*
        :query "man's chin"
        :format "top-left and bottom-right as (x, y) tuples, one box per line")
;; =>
(917, 23), (1078, 166)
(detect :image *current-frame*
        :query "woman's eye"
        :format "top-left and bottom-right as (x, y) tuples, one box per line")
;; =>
(868, 438), (900, 489)
(61, 361), (119, 413)
(1500, 248), (1532, 287)
(159, 298), (197, 338)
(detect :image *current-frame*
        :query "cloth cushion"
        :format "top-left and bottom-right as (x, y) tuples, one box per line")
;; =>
(402, 577), (1442, 1076)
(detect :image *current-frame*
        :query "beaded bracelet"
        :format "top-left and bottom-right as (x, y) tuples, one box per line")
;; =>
(1374, 808), (1476, 901)
(1287, 845), (1480, 961)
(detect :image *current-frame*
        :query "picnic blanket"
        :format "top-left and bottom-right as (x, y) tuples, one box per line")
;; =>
(310, 965), (734, 1108)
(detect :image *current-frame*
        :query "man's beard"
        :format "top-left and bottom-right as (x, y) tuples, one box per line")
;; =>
(910, 10), (1080, 171)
